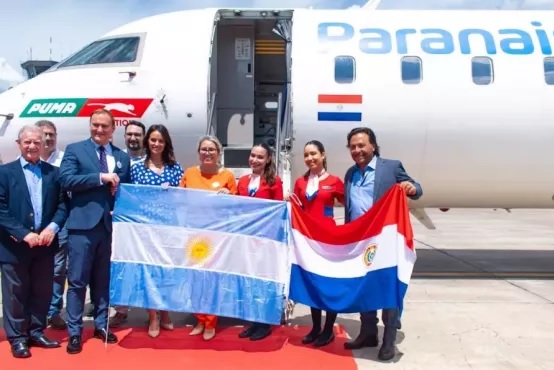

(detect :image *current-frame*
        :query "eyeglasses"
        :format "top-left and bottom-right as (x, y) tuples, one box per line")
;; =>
(199, 148), (217, 153)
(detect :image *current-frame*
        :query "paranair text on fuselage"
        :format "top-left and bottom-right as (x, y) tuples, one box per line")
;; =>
(318, 21), (553, 55)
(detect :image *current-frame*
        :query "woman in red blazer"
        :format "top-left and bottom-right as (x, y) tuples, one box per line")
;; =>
(236, 142), (283, 341)
(290, 140), (344, 347)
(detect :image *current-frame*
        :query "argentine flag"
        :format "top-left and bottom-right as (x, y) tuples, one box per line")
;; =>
(109, 184), (289, 325)
(288, 184), (416, 313)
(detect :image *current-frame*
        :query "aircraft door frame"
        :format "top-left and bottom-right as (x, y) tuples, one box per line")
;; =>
(207, 13), (220, 136)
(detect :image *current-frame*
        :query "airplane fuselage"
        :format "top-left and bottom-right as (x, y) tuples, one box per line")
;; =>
(0, 8), (553, 209)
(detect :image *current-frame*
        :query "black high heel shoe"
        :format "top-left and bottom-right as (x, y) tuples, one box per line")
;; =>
(250, 324), (272, 341)
(302, 327), (321, 344)
(314, 330), (335, 347)
(239, 324), (258, 338)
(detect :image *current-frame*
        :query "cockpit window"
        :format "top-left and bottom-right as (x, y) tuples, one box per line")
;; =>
(57, 37), (140, 68)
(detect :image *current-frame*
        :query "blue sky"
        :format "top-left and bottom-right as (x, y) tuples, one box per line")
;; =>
(1, 0), (553, 74)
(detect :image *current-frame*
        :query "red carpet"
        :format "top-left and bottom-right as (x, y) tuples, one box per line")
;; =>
(0, 325), (357, 370)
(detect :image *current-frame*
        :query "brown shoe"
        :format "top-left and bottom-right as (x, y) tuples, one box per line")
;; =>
(109, 312), (128, 328)
(47, 315), (67, 330)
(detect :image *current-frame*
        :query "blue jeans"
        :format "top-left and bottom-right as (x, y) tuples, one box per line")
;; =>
(48, 227), (68, 319)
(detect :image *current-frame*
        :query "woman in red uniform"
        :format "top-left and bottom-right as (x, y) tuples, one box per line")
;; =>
(291, 140), (344, 347)
(236, 142), (283, 341)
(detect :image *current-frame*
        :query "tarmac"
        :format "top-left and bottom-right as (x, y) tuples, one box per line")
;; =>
(1, 207), (554, 368)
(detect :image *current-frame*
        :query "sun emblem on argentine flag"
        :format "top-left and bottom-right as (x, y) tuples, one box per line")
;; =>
(186, 236), (213, 265)
(363, 244), (378, 267)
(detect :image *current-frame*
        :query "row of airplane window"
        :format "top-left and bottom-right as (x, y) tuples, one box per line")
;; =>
(334, 56), (554, 86)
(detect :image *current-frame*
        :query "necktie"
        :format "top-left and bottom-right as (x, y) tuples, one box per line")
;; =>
(98, 146), (108, 173)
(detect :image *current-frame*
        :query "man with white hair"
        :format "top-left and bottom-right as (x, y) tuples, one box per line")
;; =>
(0, 125), (67, 358)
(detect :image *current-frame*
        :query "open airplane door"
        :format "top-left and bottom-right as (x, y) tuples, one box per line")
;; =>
(272, 18), (294, 194)
(206, 9), (294, 184)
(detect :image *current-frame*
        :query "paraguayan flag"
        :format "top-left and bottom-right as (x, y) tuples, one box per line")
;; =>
(289, 184), (416, 313)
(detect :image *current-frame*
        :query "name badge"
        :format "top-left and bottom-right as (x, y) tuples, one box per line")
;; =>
(322, 185), (333, 190)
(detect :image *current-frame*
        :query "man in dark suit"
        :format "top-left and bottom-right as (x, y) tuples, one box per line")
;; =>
(0, 125), (68, 358)
(59, 108), (130, 354)
(343, 127), (422, 361)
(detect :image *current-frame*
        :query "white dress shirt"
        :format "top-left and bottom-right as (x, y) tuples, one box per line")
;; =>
(44, 149), (65, 168)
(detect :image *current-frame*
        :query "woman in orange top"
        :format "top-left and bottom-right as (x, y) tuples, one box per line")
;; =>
(236, 143), (283, 341)
(179, 135), (237, 341)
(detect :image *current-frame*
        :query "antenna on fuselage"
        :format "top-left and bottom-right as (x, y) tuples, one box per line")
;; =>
(362, 0), (382, 10)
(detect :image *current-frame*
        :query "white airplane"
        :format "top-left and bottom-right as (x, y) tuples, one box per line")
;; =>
(1, 7), (554, 229)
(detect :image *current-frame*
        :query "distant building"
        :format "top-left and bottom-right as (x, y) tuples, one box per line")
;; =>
(20, 59), (58, 79)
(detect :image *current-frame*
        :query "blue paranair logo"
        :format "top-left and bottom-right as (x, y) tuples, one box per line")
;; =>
(318, 21), (553, 55)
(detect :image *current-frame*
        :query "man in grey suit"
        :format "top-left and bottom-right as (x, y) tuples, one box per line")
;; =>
(343, 127), (422, 361)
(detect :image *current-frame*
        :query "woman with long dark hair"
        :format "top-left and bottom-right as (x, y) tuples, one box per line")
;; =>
(236, 142), (283, 341)
(130, 124), (184, 338)
(288, 140), (344, 347)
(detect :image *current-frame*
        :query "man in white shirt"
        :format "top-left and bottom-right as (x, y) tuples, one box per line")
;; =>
(124, 120), (146, 164)
(109, 120), (146, 328)
(36, 120), (64, 167)
(35, 121), (67, 330)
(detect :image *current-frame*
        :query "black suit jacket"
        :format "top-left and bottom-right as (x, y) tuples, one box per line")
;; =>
(0, 159), (68, 263)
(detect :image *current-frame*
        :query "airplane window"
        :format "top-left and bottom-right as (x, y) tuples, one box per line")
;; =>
(471, 57), (493, 85)
(335, 56), (356, 84)
(57, 37), (140, 68)
(544, 57), (554, 85)
(401, 56), (422, 84)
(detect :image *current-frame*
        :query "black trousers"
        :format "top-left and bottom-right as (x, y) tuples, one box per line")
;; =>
(360, 309), (400, 334)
